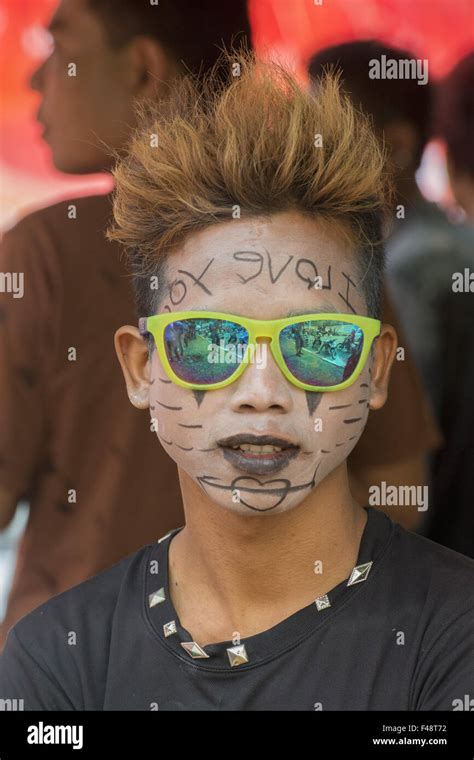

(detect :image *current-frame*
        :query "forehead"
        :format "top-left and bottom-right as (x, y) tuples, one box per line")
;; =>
(159, 212), (367, 318)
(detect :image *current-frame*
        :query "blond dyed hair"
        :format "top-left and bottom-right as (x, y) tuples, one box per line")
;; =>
(108, 50), (392, 326)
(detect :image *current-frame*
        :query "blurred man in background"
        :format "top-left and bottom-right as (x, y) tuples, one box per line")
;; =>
(309, 41), (474, 556)
(0, 0), (251, 649)
(435, 52), (474, 223)
(424, 51), (474, 556)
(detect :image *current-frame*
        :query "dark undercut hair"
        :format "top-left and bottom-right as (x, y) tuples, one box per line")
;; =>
(309, 40), (433, 169)
(435, 52), (474, 180)
(88, 0), (251, 76)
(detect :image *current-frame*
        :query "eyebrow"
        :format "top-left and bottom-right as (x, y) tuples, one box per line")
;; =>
(286, 306), (338, 316)
(188, 305), (339, 317)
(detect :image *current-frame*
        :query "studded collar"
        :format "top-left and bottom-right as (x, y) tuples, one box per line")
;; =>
(144, 507), (394, 672)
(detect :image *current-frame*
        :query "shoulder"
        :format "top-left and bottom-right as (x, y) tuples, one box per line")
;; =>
(387, 519), (474, 608)
(13, 540), (153, 643)
(401, 534), (474, 710)
(0, 194), (116, 285)
(2, 194), (113, 245)
(371, 513), (474, 709)
(392, 520), (474, 579)
(392, 523), (474, 687)
(368, 508), (474, 623)
(0, 543), (153, 710)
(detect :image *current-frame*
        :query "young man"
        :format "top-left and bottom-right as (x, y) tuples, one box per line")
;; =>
(0, 2), (439, 648)
(1, 54), (472, 710)
(0, 0), (251, 648)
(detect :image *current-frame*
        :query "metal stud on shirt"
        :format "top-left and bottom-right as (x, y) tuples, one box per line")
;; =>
(226, 644), (249, 667)
(148, 588), (166, 607)
(163, 621), (177, 637)
(181, 642), (210, 659)
(158, 530), (175, 544)
(314, 594), (331, 611)
(347, 561), (373, 586)
(151, 533), (374, 668)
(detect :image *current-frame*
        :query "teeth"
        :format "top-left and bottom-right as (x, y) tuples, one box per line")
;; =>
(231, 444), (283, 453)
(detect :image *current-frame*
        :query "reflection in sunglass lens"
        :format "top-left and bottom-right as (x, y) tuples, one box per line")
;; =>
(164, 318), (249, 384)
(279, 320), (364, 386)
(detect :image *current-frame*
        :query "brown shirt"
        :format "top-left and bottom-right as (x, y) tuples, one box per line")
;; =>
(0, 194), (441, 647)
(0, 195), (183, 647)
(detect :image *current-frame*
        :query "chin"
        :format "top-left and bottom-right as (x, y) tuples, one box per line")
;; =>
(215, 493), (301, 516)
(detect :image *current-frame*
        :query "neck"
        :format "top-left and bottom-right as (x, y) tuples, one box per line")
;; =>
(168, 464), (367, 644)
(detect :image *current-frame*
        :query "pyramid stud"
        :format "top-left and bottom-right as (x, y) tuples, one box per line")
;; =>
(148, 587), (166, 607)
(226, 644), (249, 667)
(158, 530), (174, 544)
(163, 620), (177, 637)
(181, 642), (210, 659)
(314, 594), (331, 611)
(347, 561), (373, 587)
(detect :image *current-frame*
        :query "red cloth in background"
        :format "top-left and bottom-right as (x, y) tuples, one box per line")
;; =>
(1, 0), (473, 204)
(249, 0), (474, 76)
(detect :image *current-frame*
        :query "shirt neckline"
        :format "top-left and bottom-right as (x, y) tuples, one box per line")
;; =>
(144, 506), (394, 672)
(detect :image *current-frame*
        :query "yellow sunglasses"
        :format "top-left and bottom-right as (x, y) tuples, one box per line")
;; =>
(139, 311), (380, 392)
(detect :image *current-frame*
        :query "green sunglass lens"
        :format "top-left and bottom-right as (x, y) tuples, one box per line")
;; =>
(280, 320), (364, 387)
(164, 318), (249, 384)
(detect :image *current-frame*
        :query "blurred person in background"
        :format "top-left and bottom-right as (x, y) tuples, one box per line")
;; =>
(423, 52), (474, 556)
(0, 0), (252, 650)
(309, 40), (442, 532)
(309, 41), (474, 556)
(436, 52), (474, 223)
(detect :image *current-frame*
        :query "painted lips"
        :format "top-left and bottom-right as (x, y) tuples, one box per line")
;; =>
(217, 434), (300, 475)
(220, 445), (299, 475)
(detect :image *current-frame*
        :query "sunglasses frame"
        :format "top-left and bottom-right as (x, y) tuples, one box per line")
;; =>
(139, 311), (381, 392)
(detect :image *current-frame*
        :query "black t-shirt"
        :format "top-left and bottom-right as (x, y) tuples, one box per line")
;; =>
(0, 507), (473, 711)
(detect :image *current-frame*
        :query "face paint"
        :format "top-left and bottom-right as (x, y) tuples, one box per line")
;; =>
(148, 211), (372, 516)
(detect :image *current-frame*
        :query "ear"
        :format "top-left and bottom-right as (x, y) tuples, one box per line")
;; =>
(367, 323), (398, 411)
(123, 36), (180, 98)
(114, 325), (151, 409)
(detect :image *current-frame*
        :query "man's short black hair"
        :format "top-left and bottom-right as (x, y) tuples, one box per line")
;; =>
(308, 40), (433, 168)
(435, 52), (474, 179)
(88, 0), (252, 75)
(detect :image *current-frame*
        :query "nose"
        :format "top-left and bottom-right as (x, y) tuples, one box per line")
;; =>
(229, 338), (294, 413)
